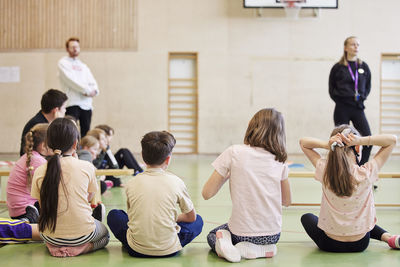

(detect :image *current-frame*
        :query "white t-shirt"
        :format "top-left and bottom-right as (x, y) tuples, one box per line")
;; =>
(125, 168), (194, 256)
(212, 144), (289, 236)
(31, 156), (98, 238)
(58, 56), (99, 110)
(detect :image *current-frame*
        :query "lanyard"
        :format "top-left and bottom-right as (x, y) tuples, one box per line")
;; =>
(347, 61), (358, 94)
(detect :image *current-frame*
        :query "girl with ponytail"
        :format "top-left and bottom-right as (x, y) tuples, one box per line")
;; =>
(31, 118), (109, 257)
(7, 123), (49, 222)
(299, 125), (399, 252)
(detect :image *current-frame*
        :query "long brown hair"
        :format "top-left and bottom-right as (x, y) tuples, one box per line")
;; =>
(25, 123), (48, 187)
(244, 108), (287, 163)
(324, 125), (360, 197)
(38, 118), (79, 233)
(338, 36), (363, 66)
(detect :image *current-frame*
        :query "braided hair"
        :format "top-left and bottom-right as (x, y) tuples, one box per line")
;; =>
(24, 123), (48, 187)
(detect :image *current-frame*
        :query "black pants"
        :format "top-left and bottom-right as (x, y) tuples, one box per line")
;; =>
(301, 213), (386, 252)
(114, 148), (143, 172)
(66, 105), (92, 137)
(333, 103), (372, 165)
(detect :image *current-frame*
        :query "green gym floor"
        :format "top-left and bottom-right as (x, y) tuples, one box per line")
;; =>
(1, 154), (399, 266)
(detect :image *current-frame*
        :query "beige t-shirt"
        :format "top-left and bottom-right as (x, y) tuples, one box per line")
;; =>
(31, 156), (97, 238)
(125, 168), (194, 256)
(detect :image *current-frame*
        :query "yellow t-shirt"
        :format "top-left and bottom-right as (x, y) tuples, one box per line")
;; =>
(125, 168), (194, 256)
(31, 156), (97, 238)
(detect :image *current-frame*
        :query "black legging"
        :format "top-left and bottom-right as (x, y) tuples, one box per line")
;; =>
(66, 105), (92, 137)
(333, 103), (372, 165)
(301, 213), (386, 252)
(104, 148), (143, 173)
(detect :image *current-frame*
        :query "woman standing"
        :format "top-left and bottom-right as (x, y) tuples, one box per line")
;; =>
(329, 36), (372, 165)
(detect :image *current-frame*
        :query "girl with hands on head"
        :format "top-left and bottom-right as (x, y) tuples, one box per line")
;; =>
(299, 124), (399, 252)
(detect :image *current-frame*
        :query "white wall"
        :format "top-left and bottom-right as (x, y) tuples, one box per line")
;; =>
(0, 0), (399, 154)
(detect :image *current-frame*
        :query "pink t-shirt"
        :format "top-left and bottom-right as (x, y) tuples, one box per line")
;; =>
(7, 151), (46, 217)
(212, 144), (289, 236)
(315, 158), (379, 236)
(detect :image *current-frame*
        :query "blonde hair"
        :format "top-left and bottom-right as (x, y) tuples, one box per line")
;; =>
(338, 36), (363, 66)
(25, 123), (48, 186)
(244, 108), (287, 163)
(324, 124), (360, 197)
(86, 128), (106, 141)
(80, 135), (99, 149)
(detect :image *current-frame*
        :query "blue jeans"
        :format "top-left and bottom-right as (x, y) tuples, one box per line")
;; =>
(107, 209), (203, 257)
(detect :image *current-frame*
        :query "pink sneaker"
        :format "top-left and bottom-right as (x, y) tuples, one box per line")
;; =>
(105, 180), (114, 189)
(388, 235), (400, 249)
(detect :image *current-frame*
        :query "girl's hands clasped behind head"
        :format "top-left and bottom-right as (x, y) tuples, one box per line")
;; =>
(329, 134), (344, 148)
(340, 133), (360, 147)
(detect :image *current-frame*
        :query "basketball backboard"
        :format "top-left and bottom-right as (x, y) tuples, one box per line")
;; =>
(244, 0), (338, 9)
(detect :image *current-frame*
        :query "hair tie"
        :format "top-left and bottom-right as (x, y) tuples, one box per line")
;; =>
(330, 141), (344, 151)
(27, 166), (34, 171)
(54, 149), (62, 155)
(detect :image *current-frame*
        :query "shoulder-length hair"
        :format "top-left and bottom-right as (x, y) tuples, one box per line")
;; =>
(244, 108), (287, 163)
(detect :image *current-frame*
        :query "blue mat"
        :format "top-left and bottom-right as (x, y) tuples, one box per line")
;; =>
(288, 163), (304, 168)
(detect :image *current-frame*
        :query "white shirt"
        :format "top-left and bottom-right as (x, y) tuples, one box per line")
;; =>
(212, 144), (289, 236)
(58, 56), (99, 110)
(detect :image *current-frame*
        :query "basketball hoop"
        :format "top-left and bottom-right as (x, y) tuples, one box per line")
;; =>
(280, 0), (306, 19)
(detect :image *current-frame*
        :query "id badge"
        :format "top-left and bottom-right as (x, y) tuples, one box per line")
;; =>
(354, 92), (360, 101)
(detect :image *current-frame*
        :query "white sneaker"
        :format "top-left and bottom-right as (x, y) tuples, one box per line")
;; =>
(215, 230), (241, 263)
(235, 242), (277, 259)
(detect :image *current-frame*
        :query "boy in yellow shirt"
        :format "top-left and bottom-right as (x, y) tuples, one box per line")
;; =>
(107, 131), (203, 257)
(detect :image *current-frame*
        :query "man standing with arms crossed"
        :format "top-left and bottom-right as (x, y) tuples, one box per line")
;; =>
(58, 37), (99, 137)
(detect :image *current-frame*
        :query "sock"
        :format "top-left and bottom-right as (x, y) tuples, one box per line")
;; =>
(215, 230), (241, 263)
(235, 242), (277, 259)
(388, 235), (400, 249)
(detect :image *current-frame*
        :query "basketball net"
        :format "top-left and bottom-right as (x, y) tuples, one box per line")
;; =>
(282, 0), (305, 19)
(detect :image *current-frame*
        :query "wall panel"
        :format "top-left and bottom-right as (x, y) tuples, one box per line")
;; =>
(0, 0), (137, 50)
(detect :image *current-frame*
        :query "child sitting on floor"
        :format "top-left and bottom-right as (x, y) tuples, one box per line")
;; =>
(299, 124), (399, 251)
(31, 118), (109, 257)
(86, 128), (123, 187)
(7, 123), (49, 223)
(77, 135), (112, 193)
(95, 124), (144, 175)
(107, 131), (203, 257)
(202, 108), (292, 262)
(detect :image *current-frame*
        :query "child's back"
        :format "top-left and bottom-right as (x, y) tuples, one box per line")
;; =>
(125, 169), (193, 255)
(107, 131), (203, 257)
(31, 118), (109, 257)
(299, 124), (399, 252)
(32, 156), (97, 238)
(202, 108), (291, 262)
(7, 152), (45, 218)
(315, 158), (378, 239)
(214, 144), (288, 235)
(7, 123), (48, 221)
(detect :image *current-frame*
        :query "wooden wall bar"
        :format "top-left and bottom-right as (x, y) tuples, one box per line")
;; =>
(0, 0), (137, 50)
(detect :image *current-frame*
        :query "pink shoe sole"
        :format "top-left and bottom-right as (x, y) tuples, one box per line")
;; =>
(266, 251), (274, 258)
